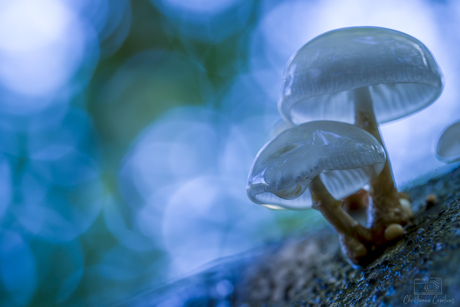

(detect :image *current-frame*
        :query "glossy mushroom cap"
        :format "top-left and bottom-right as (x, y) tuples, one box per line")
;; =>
(279, 27), (443, 125)
(436, 120), (460, 163)
(246, 121), (386, 210)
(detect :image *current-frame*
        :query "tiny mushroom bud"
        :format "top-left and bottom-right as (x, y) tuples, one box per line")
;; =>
(436, 120), (460, 163)
(425, 194), (437, 210)
(246, 120), (386, 265)
(384, 224), (405, 241)
(399, 198), (413, 218)
(278, 26), (443, 240)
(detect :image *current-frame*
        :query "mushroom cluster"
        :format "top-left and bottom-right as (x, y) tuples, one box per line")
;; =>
(247, 26), (444, 266)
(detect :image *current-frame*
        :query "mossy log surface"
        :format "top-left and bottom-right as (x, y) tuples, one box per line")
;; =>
(118, 166), (460, 307)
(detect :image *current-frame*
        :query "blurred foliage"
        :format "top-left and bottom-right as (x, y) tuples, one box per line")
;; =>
(0, 1), (315, 306)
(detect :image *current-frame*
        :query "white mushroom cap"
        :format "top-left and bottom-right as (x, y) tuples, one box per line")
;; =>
(279, 27), (443, 125)
(436, 120), (460, 163)
(247, 121), (386, 210)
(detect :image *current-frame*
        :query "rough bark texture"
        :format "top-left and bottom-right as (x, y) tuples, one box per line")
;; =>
(117, 166), (460, 307)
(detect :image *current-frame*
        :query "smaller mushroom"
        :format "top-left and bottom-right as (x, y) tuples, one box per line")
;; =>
(246, 120), (389, 265)
(436, 120), (460, 163)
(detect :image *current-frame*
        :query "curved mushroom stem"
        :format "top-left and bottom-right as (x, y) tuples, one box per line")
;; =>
(354, 86), (410, 244)
(310, 176), (372, 264)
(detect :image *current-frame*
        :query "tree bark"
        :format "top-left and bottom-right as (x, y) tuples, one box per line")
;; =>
(116, 165), (460, 307)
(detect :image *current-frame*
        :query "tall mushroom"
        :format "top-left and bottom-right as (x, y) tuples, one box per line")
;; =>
(278, 27), (443, 242)
(247, 120), (395, 265)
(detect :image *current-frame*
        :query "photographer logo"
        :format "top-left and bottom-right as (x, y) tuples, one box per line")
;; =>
(414, 277), (442, 296)
(403, 277), (454, 305)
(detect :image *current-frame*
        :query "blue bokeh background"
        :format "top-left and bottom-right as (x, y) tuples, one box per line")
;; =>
(1, 0), (460, 306)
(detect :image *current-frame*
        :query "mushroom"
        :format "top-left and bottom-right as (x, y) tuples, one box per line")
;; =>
(436, 120), (460, 163)
(246, 120), (389, 265)
(278, 26), (443, 242)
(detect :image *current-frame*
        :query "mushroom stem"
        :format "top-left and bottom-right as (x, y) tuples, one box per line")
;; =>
(353, 87), (409, 240)
(310, 176), (371, 263)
